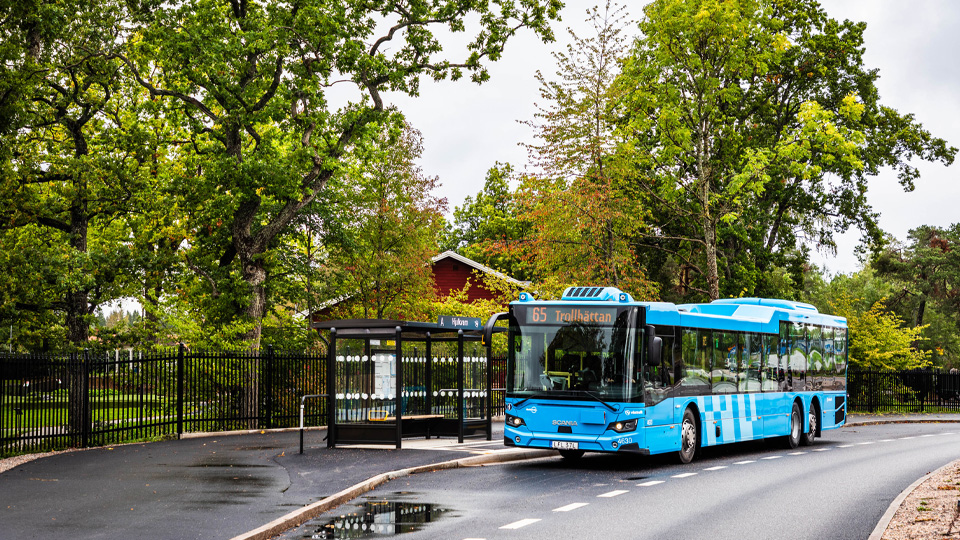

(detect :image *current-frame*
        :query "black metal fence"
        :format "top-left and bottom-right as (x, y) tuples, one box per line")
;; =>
(1, 348), (507, 457)
(847, 369), (960, 414)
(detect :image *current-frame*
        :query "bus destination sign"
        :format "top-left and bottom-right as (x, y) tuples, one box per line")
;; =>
(525, 306), (618, 325)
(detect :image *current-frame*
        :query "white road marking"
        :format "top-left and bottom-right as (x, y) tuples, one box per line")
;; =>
(703, 466), (727, 471)
(761, 456), (782, 460)
(553, 503), (589, 512)
(672, 472), (698, 478)
(837, 444), (854, 448)
(788, 452), (806, 455)
(500, 519), (541, 530)
(857, 441), (875, 445)
(734, 460), (756, 465)
(920, 434), (936, 438)
(943, 433), (955, 435)
(598, 490), (629, 498)
(899, 436), (916, 440)
(637, 480), (665, 487)
(812, 448), (830, 452)
(879, 439), (895, 442)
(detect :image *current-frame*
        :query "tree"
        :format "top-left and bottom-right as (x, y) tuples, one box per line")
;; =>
(831, 293), (929, 371)
(0, 0), (154, 347)
(118, 0), (562, 349)
(517, 1), (656, 298)
(615, 0), (955, 301)
(323, 124), (446, 320)
(447, 162), (531, 280)
(874, 224), (960, 330)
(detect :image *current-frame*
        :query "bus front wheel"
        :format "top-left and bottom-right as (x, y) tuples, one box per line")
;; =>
(785, 403), (802, 449)
(678, 408), (698, 464)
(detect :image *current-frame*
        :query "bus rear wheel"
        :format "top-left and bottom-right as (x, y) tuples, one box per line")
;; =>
(678, 408), (698, 464)
(801, 403), (819, 446)
(559, 449), (584, 460)
(785, 403), (802, 449)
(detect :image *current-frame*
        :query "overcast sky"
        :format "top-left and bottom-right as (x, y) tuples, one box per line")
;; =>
(384, 0), (960, 277)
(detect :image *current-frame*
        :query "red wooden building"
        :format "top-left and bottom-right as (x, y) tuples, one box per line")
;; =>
(310, 251), (527, 321)
(429, 251), (526, 302)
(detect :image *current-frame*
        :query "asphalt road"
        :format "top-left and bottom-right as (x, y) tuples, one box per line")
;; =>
(280, 423), (960, 540)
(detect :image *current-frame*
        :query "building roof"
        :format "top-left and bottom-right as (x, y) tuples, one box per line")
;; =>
(431, 250), (530, 288)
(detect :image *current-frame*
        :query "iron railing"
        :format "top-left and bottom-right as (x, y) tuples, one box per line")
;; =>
(1, 347), (507, 457)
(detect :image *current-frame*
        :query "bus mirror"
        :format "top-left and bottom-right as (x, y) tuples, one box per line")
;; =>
(645, 324), (662, 365)
(649, 337), (662, 365)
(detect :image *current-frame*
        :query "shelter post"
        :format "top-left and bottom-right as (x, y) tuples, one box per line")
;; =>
(457, 329), (464, 444)
(326, 328), (336, 448)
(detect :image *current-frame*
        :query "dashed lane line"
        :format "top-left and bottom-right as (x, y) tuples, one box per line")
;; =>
(857, 441), (875, 445)
(500, 519), (541, 530)
(672, 472), (698, 478)
(703, 466), (727, 471)
(789, 452), (806, 455)
(761, 455), (782, 460)
(637, 480), (665, 487)
(813, 448), (830, 451)
(899, 436), (916, 440)
(837, 444), (854, 448)
(734, 460), (756, 465)
(597, 490), (629, 498)
(553, 503), (589, 512)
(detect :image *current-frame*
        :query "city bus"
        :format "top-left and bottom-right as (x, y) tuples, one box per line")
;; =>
(483, 286), (847, 463)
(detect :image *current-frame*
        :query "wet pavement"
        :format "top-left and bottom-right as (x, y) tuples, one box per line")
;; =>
(1, 414), (959, 540)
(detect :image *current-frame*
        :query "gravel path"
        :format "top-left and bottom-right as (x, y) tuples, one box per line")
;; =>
(879, 459), (960, 540)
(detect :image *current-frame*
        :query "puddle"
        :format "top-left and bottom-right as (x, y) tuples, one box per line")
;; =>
(296, 501), (452, 539)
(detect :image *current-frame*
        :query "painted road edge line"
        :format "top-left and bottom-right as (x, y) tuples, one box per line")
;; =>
(229, 448), (556, 540)
(868, 459), (959, 540)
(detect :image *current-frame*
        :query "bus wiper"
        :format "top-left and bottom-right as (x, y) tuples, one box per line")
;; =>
(583, 391), (617, 412)
(512, 397), (532, 408)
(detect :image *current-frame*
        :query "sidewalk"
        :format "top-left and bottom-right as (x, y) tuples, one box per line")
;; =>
(1, 413), (958, 540)
(0, 426), (548, 540)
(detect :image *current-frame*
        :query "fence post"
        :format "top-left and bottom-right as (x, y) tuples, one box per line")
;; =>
(177, 344), (185, 437)
(265, 345), (274, 430)
(425, 333), (432, 416)
(81, 349), (91, 448)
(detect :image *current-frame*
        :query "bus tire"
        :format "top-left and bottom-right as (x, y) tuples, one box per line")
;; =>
(678, 408), (699, 464)
(801, 402), (819, 446)
(559, 449), (584, 460)
(785, 402), (802, 449)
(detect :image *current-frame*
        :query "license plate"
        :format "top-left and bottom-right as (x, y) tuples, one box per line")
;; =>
(551, 441), (579, 450)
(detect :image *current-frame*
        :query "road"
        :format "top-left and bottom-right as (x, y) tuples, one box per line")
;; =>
(279, 423), (960, 540)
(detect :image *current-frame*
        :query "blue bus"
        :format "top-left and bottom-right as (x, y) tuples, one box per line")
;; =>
(483, 286), (847, 463)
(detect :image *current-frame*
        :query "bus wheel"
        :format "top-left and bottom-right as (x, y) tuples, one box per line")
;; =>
(801, 403), (818, 446)
(559, 449), (584, 460)
(678, 408), (698, 464)
(785, 403), (801, 449)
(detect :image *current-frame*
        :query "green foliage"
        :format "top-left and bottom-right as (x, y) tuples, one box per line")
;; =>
(447, 163), (532, 280)
(831, 293), (929, 371)
(613, 0), (955, 301)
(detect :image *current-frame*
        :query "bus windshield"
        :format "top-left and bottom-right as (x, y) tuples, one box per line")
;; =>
(508, 305), (641, 403)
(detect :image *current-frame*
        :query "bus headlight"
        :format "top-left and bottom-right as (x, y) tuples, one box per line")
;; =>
(608, 418), (638, 433)
(506, 414), (526, 427)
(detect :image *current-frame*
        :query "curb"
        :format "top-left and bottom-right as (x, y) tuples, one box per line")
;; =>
(867, 459), (958, 540)
(845, 419), (960, 427)
(179, 426), (326, 440)
(229, 448), (556, 540)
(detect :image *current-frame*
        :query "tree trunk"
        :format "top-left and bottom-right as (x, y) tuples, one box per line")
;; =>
(704, 221), (720, 301)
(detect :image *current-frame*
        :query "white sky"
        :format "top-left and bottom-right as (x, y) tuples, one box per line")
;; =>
(386, 0), (960, 277)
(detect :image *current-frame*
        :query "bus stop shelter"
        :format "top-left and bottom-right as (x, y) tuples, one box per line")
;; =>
(311, 319), (501, 448)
